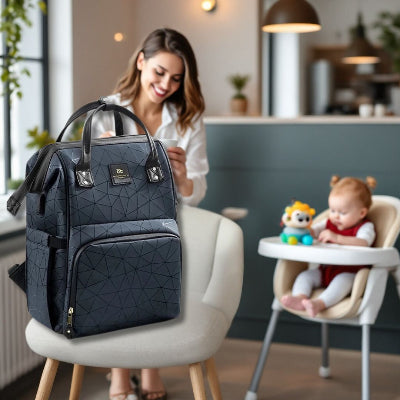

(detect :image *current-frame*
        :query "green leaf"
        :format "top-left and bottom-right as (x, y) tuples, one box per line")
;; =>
(373, 12), (400, 73)
(38, 1), (47, 14)
(0, 0), (46, 102)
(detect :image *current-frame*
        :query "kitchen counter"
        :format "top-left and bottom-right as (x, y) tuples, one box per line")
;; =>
(204, 115), (400, 124)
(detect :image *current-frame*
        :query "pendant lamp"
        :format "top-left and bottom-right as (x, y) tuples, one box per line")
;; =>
(262, 0), (321, 33)
(342, 13), (379, 64)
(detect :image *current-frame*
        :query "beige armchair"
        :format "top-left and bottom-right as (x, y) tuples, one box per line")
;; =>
(25, 205), (244, 400)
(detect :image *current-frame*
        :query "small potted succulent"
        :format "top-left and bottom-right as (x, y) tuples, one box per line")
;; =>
(228, 74), (250, 115)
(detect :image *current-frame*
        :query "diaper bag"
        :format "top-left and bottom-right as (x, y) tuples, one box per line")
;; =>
(7, 99), (181, 339)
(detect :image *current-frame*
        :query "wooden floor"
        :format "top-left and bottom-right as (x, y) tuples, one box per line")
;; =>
(18, 338), (400, 400)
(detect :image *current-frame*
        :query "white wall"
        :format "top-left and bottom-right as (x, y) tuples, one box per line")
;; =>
(53, 1), (399, 120)
(72, 0), (137, 109)
(72, 0), (261, 116)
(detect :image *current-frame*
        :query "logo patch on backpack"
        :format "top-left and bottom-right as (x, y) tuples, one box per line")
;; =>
(109, 163), (132, 185)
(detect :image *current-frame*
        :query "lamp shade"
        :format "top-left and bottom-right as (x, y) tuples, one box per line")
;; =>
(342, 13), (379, 64)
(262, 0), (321, 33)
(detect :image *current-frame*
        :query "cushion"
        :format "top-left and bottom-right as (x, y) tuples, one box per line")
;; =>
(25, 295), (229, 369)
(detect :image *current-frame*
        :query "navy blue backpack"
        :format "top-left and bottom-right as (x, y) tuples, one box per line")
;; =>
(7, 100), (181, 338)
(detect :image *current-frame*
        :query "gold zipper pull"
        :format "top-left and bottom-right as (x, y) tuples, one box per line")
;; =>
(66, 307), (74, 337)
(65, 307), (74, 338)
(67, 307), (74, 325)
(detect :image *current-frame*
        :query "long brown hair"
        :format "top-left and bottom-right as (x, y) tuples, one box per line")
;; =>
(114, 28), (205, 135)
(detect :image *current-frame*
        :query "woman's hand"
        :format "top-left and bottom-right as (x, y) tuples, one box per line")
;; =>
(99, 131), (115, 138)
(167, 147), (193, 197)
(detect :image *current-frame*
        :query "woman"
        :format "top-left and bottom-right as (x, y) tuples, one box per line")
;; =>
(97, 28), (208, 400)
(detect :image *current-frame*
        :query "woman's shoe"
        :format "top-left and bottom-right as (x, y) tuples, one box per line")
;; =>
(109, 390), (138, 400)
(107, 373), (140, 400)
(141, 390), (167, 400)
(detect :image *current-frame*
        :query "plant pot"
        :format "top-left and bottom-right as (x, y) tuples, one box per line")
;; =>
(230, 98), (248, 115)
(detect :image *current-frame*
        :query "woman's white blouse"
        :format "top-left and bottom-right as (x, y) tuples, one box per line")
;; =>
(92, 94), (209, 207)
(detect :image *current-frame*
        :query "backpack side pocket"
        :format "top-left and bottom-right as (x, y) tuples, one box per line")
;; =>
(8, 262), (26, 292)
(26, 227), (66, 331)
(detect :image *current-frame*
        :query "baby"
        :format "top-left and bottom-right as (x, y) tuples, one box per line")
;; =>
(281, 175), (377, 317)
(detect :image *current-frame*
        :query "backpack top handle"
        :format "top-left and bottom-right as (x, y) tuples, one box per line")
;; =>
(75, 102), (163, 188)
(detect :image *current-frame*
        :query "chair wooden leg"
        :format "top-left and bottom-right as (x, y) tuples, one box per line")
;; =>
(69, 364), (85, 400)
(204, 357), (222, 400)
(35, 358), (60, 400)
(189, 362), (207, 400)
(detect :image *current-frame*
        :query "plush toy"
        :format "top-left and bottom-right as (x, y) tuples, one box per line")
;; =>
(280, 200), (315, 245)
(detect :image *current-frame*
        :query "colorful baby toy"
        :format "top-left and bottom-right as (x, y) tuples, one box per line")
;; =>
(280, 200), (315, 245)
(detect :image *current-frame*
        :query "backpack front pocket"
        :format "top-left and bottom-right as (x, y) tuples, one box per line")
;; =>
(66, 233), (181, 338)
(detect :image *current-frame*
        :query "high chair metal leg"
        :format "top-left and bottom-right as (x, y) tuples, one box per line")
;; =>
(245, 307), (281, 400)
(362, 324), (371, 400)
(319, 323), (331, 378)
(391, 268), (400, 300)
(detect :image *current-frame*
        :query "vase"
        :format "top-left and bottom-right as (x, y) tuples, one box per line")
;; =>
(230, 98), (248, 115)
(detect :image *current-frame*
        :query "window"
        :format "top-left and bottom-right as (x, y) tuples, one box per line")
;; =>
(0, 0), (48, 194)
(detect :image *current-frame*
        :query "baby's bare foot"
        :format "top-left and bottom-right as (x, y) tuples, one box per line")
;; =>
(281, 295), (307, 311)
(302, 299), (326, 317)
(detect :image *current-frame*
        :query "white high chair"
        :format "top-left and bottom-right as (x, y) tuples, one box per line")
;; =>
(245, 195), (400, 400)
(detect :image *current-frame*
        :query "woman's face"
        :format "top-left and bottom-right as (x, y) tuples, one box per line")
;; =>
(137, 51), (184, 104)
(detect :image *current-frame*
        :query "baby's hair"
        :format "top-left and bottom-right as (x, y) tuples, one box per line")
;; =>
(329, 175), (377, 209)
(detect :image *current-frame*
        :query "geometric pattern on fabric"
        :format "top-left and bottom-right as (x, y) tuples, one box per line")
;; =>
(26, 227), (53, 329)
(22, 134), (180, 338)
(59, 141), (176, 227)
(26, 154), (68, 237)
(72, 235), (181, 337)
(26, 227), (67, 332)
(49, 249), (68, 332)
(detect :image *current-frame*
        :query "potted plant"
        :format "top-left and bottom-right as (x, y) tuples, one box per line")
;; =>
(0, 1), (46, 100)
(27, 126), (55, 149)
(373, 11), (400, 114)
(1, 1), (47, 192)
(373, 12), (400, 74)
(228, 74), (250, 115)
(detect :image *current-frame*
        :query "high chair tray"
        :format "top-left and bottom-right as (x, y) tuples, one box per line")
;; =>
(258, 237), (400, 267)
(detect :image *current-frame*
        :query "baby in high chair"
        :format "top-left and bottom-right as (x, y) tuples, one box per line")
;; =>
(281, 175), (377, 317)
